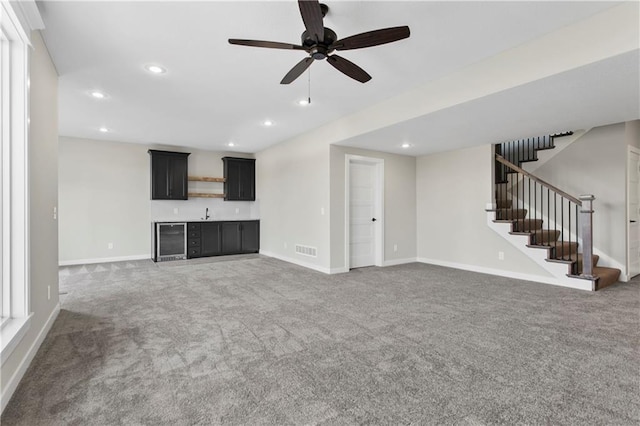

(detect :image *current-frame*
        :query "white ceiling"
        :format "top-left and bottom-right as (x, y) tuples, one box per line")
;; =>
(38, 1), (636, 156)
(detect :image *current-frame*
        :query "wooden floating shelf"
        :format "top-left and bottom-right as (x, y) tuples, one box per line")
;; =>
(188, 176), (225, 182)
(188, 193), (225, 198)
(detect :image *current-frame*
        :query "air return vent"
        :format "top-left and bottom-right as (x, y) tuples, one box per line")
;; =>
(295, 244), (317, 257)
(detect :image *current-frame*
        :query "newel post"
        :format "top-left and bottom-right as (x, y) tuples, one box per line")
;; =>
(579, 195), (595, 283)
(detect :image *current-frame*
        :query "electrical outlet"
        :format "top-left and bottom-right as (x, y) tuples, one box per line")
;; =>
(498, 251), (504, 260)
(393, 244), (398, 252)
(284, 242), (288, 249)
(235, 208), (240, 214)
(320, 207), (325, 215)
(173, 208), (179, 214)
(108, 242), (113, 249)
(47, 285), (50, 300)
(53, 206), (57, 220)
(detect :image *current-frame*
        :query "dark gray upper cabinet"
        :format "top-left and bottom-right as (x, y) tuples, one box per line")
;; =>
(149, 150), (190, 200)
(223, 157), (255, 201)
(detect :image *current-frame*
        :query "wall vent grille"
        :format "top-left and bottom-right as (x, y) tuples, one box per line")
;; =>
(295, 244), (317, 257)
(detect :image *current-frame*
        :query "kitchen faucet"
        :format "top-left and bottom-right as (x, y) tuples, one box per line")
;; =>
(202, 207), (210, 220)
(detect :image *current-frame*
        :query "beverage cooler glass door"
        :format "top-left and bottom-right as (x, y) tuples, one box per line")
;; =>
(156, 223), (187, 261)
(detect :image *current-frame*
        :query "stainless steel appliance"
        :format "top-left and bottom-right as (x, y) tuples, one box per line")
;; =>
(155, 222), (187, 261)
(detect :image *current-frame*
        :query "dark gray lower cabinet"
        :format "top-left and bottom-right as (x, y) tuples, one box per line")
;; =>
(201, 222), (222, 256)
(241, 221), (260, 252)
(221, 222), (242, 254)
(187, 220), (259, 259)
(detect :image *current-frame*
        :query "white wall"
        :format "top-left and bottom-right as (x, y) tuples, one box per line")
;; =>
(416, 144), (552, 278)
(626, 120), (640, 149)
(1, 30), (60, 408)
(330, 146), (417, 270)
(256, 137), (331, 272)
(534, 123), (628, 270)
(59, 137), (151, 263)
(58, 137), (255, 264)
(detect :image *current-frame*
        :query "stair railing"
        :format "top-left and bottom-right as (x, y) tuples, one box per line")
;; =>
(494, 154), (595, 278)
(494, 132), (572, 184)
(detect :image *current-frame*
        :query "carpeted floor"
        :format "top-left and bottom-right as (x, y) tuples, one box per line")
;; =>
(2, 256), (639, 425)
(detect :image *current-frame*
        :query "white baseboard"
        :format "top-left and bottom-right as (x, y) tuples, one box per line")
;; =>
(260, 250), (333, 274)
(415, 257), (589, 289)
(1, 302), (60, 414)
(59, 254), (150, 266)
(260, 251), (419, 274)
(382, 257), (417, 267)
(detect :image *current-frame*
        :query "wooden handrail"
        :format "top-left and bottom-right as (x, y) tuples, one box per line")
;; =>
(495, 155), (582, 205)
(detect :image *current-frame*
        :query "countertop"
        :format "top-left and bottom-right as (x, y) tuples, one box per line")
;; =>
(153, 218), (260, 223)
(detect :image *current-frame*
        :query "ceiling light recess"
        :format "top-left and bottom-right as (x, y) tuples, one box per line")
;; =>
(263, 120), (273, 126)
(401, 143), (411, 149)
(145, 64), (166, 74)
(90, 90), (106, 99)
(227, 142), (235, 147)
(99, 127), (109, 133)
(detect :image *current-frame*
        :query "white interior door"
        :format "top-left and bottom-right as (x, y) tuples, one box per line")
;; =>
(628, 149), (640, 278)
(349, 161), (377, 268)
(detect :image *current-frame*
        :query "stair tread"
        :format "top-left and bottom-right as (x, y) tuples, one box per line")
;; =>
(593, 266), (622, 290)
(528, 241), (578, 249)
(547, 254), (599, 265)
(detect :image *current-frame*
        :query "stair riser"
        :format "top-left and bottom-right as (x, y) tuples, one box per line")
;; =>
(531, 230), (561, 245)
(496, 209), (527, 220)
(513, 219), (543, 232)
(551, 244), (579, 259)
(495, 200), (511, 209)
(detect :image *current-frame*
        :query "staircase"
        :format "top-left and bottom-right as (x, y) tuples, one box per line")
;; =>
(488, 133), (621, 291)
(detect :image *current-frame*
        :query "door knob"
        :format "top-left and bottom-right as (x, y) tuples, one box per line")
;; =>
(372, 218), (377, 222)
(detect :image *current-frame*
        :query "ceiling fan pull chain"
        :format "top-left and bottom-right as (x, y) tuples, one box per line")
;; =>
(308, 67), (312, 105)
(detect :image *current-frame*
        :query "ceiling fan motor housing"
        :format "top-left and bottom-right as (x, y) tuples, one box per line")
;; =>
(301, 27), (337, 59)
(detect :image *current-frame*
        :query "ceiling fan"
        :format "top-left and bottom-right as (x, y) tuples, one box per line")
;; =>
(228, 0), (410, 84)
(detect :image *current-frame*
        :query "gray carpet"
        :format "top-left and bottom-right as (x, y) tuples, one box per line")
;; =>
(2, 256), (638, 425)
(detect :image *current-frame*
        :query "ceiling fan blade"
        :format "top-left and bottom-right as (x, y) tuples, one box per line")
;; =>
(280, 57), (314, 84)
(331, 26), (410, 51)
(298, 0), (324, 43)
(228, 39), (306, 50)
(326, 55), (372, 83)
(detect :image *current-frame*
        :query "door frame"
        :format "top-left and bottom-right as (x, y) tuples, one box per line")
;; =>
(345, 154), (384, 270)
(627, 145), (640, 278)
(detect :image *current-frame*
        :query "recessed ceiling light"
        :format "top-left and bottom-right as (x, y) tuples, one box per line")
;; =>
(227, 142), (235, 147)
(90, 91), (106, 99)
(99, 127), (109, 133)
(298, 99), (309, 106)
(263, 120), (273, 126)
(145, 65), (166, 74)
(401, 143), (411, 149)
